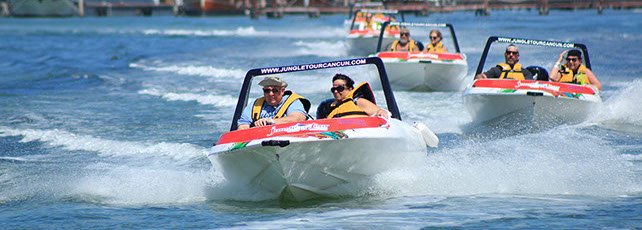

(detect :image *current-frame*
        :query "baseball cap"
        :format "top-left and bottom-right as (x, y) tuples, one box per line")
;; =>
(258, 76), (288, 87)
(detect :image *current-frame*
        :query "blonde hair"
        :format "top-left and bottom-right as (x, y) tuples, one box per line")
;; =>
(430, 30), (442, 39)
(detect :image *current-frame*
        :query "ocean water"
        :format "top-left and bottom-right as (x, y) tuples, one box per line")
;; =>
(1, 9), (641, 229)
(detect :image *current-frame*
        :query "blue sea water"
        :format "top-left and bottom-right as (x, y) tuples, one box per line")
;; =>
(1, 9), (641, 229)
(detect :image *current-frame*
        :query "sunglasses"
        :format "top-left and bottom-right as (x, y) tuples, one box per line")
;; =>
(505, 51), (519, 55)
(330, 85), (346, 93)
(262, 88), (281, 94)
(566, 57), (580, 62)
(430, 36), (439, 40)
(400, 33), (410, 37)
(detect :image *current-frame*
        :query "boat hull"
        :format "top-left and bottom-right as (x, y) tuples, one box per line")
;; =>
(375, 51), (468, 91)
(209, 117), (429, 201)
(463, 79), (602, 125)
(347, 30), (398, 56)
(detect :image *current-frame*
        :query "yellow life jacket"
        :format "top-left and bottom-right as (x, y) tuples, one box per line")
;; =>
(559, 64), (589, 85)
(497, 63), (525, 80)
(326, 82), (372, 119)
(426, 42), (447, 53)
(390, 40), (416, 52)
(251, 91), (310, 122)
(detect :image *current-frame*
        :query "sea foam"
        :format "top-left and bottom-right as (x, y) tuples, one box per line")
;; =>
(371, 127), (637, 197)
(596, 79), (642, 126)
(142, 26), (269, 37)
(138, 88), (237, 107)
(129, 63), (246, 79)
(0, 127), (207, 163)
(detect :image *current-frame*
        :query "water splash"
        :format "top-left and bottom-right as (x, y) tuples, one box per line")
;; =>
(372, 127), (637, 197)
(0, 127), (223, 205)
(142, 27), (269, 37)
(291, 40), (349, 57)
(595, 79), (642, 128)
(138, 88), (237, 107)
(129, 63), (246, 79)
(0, 127), (207, 163)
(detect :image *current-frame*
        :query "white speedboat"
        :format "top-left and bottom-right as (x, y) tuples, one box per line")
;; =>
(208, 57), (438, 202)
(372, 22), (468, 91)
(463, 36), (603, 125)
(343, 1), (385, 31)
(465, 79), (602, 124)
(346, 9), (404, 56)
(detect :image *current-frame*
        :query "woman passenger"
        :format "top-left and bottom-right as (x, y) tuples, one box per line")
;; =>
(549, 49), (601, 91)
(316, 74), (390, 119)
(424, 29), (449, 53)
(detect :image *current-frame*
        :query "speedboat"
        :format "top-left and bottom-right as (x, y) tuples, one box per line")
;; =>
(371, 22), (468, 91)
(346, 9), (404, 56)
(343, 1), (385, 30)
(463, 36), (603, 125)
(208, 57), (438, 202)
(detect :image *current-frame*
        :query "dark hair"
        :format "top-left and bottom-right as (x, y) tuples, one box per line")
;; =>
(332, 74), (355, 89)
(567, 49), (582, 59)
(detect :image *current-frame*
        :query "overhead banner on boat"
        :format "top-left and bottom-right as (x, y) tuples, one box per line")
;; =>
(391, 22), (448, 28)
(260, 59), (367, 74)
(360, 9), (398, 14)
(497, 37), (574, 48)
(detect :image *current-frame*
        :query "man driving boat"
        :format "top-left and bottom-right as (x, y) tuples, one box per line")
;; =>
(549, 49), (602, 91)
(475, 44), (533, 80)
(236, 76), (310, 130)
(388, 27), (420, 52)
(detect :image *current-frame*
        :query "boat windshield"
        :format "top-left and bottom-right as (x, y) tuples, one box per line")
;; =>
(229, 58), (401, 131)
(349, 9), (404, 31)
(474, 36), (591, 79)
(376, 22), (461, 53)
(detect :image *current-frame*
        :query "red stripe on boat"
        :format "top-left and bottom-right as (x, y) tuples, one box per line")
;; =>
(376, 51), (464, 61)
(472, 79), (597, 95)
(217, 117), (387, 145)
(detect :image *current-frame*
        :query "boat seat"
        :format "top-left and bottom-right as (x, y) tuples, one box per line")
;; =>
(415, 41), (424, 51)
(316, 98), (334, 119)
(525, 66), (549, 81)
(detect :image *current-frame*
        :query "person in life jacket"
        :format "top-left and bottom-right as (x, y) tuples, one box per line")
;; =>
(424, 29), (449, 53)
(549, 49), (602, 91)
(358, 13), (376, 31)
(316, 74), (390, 119)
(236, 76), (310, 130)
(388, 27), (420, 52)
(475, 44), (533, 80)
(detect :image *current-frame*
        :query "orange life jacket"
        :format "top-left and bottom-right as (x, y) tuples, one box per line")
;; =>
(251, 91), (310, 122)
(390, 40), (417, 52)
(558, 64), (589, 85)
(497, 63), (525, 80)
(425, 42), (447, 53)
(325, 82), (375, 119)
